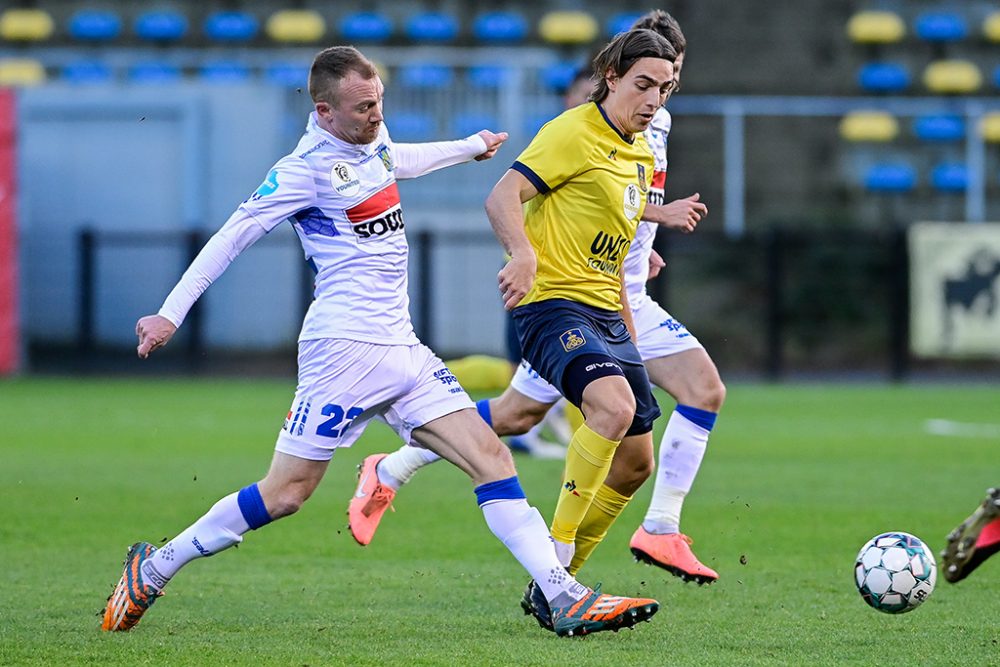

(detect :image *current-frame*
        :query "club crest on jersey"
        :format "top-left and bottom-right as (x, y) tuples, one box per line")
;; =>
(331, 162), (361, 196)
(377, 145), (394, 172)
(623, 183), (641, 220)
(250, 169), (279, 200)
(637, 163), (647, 193)
(560, 328), (586, 352)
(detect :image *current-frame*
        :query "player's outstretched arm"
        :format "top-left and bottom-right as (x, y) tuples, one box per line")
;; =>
(391, 130), (507, 179)
(135, 315), (177, 359)
(642, 192), (707, 233)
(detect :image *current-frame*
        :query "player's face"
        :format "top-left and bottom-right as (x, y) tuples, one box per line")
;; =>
(606, 57), (674, 134)
(666, 51), (684, 101)
(318, 71), (385, 145)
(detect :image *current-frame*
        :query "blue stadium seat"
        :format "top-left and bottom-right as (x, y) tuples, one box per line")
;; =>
(914, 11), (967, 42)
(452, 112), (500, 138)
(540, 62), (580, 92)
(340, 11), (392, 42)
(913, 115), (965, 142)
(606, 12), (643, 37)
(473, 11), (527, 43)
(200, 61), (251, 83)
(387, 112), (435, 141)
(62, 60), (113, 84)
(399, 63), (453, 88)
(931, 162), (968, 192)
(406, 11), (458, 42)
(204, 11), (258, 43)
(467, 64), (511, 89)
(864, 163), (917, 192)
(135, 10), (188, 42)
(129, 61), (182, 83)
(68, 10), (121, 41)
(857, 63), (910, 93)
(264, 62), (307, 87)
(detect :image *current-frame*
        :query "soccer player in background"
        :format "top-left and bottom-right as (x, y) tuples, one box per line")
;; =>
(942, 487), (1000, 583)
(351, 11), (724, 593)
(101, 45), (660, 638)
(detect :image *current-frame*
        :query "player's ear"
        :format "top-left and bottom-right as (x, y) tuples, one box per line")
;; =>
(315, 100), (333, 118)
(604, 68), (618, 92)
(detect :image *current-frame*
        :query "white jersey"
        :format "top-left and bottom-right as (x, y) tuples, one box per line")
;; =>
(622, 107), (671, 303)
(157, 113), (485, 345)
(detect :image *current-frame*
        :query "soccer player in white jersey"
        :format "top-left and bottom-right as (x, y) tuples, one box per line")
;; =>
(351, 11), (725, 587)
(100, 46), (660, 638)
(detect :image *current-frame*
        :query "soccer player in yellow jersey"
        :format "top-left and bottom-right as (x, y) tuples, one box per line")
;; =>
(487, 27), (677, 589)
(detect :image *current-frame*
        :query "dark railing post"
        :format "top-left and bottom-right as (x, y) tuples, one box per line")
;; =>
(765, 227), (784, 380)
(185, 230), (204, 362)
(415, 230), (433, 348)
(888, 225), (910, 381)
(78, 227), (95, 354)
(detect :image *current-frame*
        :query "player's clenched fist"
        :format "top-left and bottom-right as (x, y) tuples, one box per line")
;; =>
(135, 314), (177, 359)
(475, 130), (509, 161)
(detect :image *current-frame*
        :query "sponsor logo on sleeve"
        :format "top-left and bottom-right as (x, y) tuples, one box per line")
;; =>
(250, 169), (279, 200)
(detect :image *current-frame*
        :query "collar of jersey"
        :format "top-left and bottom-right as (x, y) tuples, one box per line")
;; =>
(594, 102), (635, 145)
(307, 112), (378, 154)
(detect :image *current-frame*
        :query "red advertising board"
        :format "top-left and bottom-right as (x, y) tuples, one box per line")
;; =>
(0, 89), (18, 374)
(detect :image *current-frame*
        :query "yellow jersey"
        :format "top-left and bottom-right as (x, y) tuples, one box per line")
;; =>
(511, 102), (655, 312)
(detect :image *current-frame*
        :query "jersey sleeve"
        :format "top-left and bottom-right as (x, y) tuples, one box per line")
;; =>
(390, 135), (488, 180)
(238, 156), (317, 232)
(511, 113), (590, 194)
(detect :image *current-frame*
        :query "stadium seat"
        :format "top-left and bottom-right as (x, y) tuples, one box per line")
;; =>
(264, 62), (307, 87)
(62, 60), (114, 84)
(0, 59), (45, 86)
(467, 64), (511, 89)
(452, 112), (500, 138)
(68, 10), (121, 41)
(984, 12), (1000, 42)
(406, 12), (459, 43)
(340, 11), (392, 42)
(128, 62), (182, 84)
(200, 61), (251, 83)
(923, 60), (981, 94)
(993, 64), (1000, 90)
(846, 10), (905, 44)
(839, 111), (899, 142)
(864, 163), (917, 192)
(981, 112), (1000, 143)
(398, 63), (453, 88)
(538, 11), (598, 45)
(607, 12), (643, 37)
(386, 112), (435, 141)
(473, 11), (527, 43)
(134, 10), (188, 42)
(913, 115), (965, 142)
(540, 61), (581, 93)
(857, 62), (910, 93)
(525, 107), (561, 135)
(0, 8), (54, 42)
(931, 162), (968, 192)
(914, 11), (967, 43)
(266, 10), (325, 43)
(204, 11), (258, 43)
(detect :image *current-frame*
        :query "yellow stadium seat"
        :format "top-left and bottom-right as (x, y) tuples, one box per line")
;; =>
(0, 59), (45, 86)
(923, 60), (982, 94)
(839, 111), (899, 142)
(983, 12), (1000, 42)
(980, 112), (1000, 143)
(538, 11), (598, 45)
(266, 10), (325, 43)
(846, 11), (905, 44)
(0, 8), (54, 41)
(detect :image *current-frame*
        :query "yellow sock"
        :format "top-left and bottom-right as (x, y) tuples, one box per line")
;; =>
(550, 424), (620, 545)
(569, 484), (632, 575)
(565, 402), (585, 435)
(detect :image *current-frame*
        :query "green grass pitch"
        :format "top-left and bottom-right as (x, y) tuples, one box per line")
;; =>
(1, 377), (998, 665)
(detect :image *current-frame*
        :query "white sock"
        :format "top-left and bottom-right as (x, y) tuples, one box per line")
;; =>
(553, 539), (575, 568)
(643, 409), (709, 535)
(377, 445), (441, 490)
(480, 499), (587, 604)
(144, 492), (249, 589)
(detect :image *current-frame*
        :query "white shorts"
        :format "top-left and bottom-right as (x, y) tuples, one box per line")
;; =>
(508, 294), (704, 403)
(275, 338), (474, 461)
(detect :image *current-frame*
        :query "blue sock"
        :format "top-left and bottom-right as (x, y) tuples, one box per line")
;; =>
(474, 476), (526, 506)
(675, 404), (717, 431)
(476, 398), (493, 427)
(237, 483), (272, 530)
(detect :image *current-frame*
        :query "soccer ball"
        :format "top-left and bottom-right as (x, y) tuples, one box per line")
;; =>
(854, 531), (937, 614)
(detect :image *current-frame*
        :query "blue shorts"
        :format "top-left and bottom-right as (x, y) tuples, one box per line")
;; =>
(513, 298), (660, 436)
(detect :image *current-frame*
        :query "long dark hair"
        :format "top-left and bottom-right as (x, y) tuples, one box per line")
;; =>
(589, 29), (676, 103)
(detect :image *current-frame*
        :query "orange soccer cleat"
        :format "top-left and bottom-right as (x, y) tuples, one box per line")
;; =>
(550, 584), (659, 637)
(629, 527), (719, 584)
(348, 454), (396, 546)
(101, 542), (163, 631)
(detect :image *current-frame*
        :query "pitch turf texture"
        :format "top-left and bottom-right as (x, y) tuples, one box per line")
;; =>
(2, 378), (998, 666)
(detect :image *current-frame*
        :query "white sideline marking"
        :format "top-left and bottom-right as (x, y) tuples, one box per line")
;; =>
(924, 419), (1000, 439)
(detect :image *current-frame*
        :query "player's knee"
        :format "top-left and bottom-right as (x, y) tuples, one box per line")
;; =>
(700, 377), (726, 413)
(586, 395), (636, 440)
